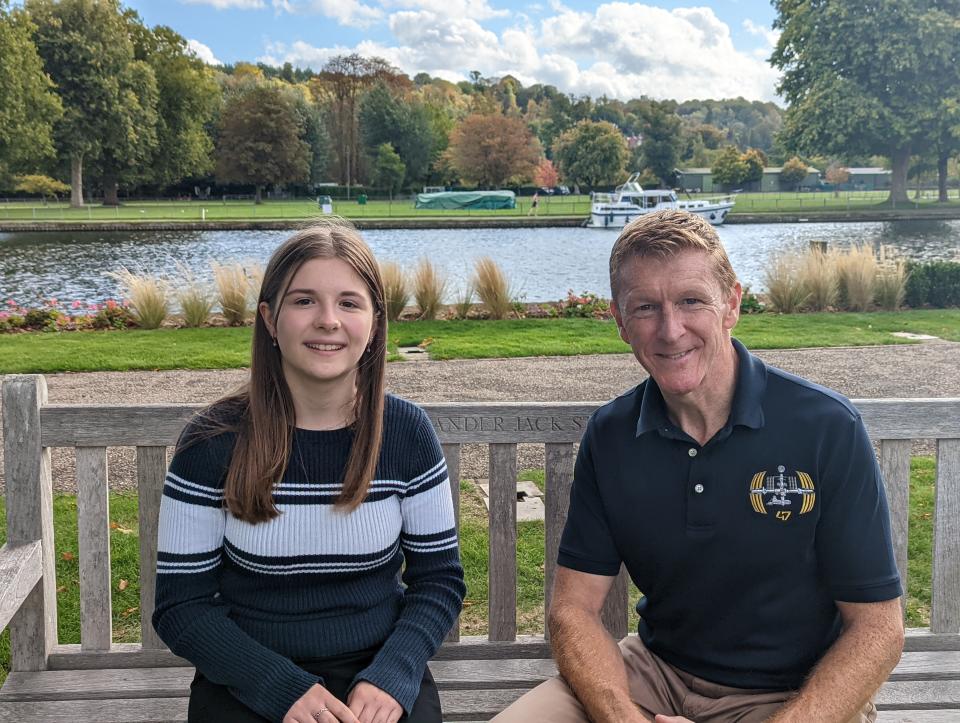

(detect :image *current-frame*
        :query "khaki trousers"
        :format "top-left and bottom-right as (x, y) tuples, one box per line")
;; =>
(492, 636), (876, 723)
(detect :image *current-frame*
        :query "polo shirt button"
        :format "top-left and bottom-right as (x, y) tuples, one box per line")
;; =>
(688, 448), (698, 457)
(694, 484), (704, 493)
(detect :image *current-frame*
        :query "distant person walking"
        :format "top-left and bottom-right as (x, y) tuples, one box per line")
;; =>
(528, 191), (540, 216)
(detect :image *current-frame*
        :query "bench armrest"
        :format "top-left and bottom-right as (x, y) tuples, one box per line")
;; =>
(0, 541), (43, 632)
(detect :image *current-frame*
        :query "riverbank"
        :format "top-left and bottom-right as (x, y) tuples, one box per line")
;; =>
(4, 206), (960, 231)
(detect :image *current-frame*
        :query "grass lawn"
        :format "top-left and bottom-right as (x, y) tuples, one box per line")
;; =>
(2, 190), (959, 224)
(0, 458), (938, 686)
(2, 310), (960, 374)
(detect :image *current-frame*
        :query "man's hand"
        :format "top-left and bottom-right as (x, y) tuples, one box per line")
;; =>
(348, 681), (404, 723)
(283, 683), (359, 723)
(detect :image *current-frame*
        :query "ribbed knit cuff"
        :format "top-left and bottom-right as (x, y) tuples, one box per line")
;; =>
(242, 663), (322, 722)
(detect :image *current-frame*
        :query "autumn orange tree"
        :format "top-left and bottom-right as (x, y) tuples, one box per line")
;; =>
(445, 113), (541, 187)
(534, 158), (559, 188)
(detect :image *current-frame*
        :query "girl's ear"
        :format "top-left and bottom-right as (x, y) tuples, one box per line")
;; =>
(259, 301), (276, 338)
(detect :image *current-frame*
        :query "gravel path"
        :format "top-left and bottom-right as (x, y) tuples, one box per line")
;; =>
(2, 341), (958, 492)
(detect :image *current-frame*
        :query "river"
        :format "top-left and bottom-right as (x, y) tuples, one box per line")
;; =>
(2, 220), (959, 306)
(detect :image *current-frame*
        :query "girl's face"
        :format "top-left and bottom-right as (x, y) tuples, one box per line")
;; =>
(260, 256), (376, 396)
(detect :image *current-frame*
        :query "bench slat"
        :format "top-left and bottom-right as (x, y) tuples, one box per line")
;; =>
(0, 697), (188, 722)
(76, 446), (112, 652)
(488, 443), (517, 642)
(136, 446), (166, 650)
(932, 439), (960, 633)
(544, 442), (574, 638)
(877, 713), (960, 722)
(442, 443), (463, 644)
(882, 438), (912, 617)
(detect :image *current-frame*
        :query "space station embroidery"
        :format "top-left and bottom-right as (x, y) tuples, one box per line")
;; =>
(749, 465), (816, 520)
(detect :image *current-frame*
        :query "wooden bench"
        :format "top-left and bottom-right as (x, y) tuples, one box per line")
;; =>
(1, 373), (959, 722)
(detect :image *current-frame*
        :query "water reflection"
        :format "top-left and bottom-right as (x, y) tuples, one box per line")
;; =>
(1, 220), (959, 305)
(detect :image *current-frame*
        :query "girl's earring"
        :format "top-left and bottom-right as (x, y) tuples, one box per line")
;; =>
(272, 337), (278, 348)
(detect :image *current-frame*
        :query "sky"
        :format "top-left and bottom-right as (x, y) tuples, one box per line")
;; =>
(124, 0), (782, 103)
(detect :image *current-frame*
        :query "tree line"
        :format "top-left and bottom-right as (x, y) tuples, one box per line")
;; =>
(1, 0), (958, 207)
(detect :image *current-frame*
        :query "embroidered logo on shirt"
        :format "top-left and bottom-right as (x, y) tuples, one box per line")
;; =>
(749, 465), (816, 521)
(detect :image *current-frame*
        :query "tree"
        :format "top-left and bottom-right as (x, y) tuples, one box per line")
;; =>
(27, 0), (157, 207)
(534, 159), (559, 188)
(371, 143), (405, 197)
(824, 163), (850, 196)
(711, 145), (747, 189)
(552, 120), (627, 188)
(317, 54), (406, 191)
(638, 100), (682, 187)
(0, 1), (61, 187)
(445, 113), (541, 187)
(741, 148), (766, 186)
(779, 156), (809, 190)
(772, 0), (960, 205)
(130, 23), (219, 190)
(360, 83), (435, 187)
(215, 85), (310, 203)
(15, 173), (69, 201)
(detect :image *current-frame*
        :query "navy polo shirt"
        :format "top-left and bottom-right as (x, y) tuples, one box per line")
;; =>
(558, 339), (902, 691)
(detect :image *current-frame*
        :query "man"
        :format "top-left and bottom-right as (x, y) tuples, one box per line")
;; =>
(495, 210), (903, 723)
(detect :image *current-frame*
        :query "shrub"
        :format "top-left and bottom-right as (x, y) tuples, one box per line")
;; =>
(175, 263), (215, 328)
(381, 261), (409, 322)
(835, 245), (877, 312)
(212, 262), (250, 326)
(91, 300), (135, 329)
(799, 247), (838, 311)
(23, 307), (62, 331)
(560, 290), (610, 318)
(906, 261), (960, 308)
(763, 253), (809, 313)
(472, 257), (514, 320)
(739, 286), (764, 314)
(412, 258), (447, 320)
(107, 268), (169, 329)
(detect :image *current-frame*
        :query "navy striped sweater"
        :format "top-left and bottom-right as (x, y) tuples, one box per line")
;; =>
(152, 395), (465, 721)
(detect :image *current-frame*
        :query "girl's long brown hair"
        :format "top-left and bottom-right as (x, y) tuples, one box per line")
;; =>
(208, 219), (387, 523)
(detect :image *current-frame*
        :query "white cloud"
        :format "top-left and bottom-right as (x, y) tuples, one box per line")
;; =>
(256, 2), (780, 102)
(186, 39), (222, 65)
(743, 18), (780, 48)
(270, 0), (382, 27)
(180, 0), (265, 9)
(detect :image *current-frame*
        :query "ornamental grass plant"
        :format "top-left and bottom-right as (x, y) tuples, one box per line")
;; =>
(381, 261), (410, 322)
(412, 258), (447, 320)
(763, 253), (809, 313)
(472, 257), (513, 320)
(875, 247), (909, 311)
(453, 282), (474, 319)
(106, 268), (169, 329)
(212, 262), (250, 326)
(799, 247), (839, 311)
(174, 263), (215, 328)
(836, 245), (878, 312)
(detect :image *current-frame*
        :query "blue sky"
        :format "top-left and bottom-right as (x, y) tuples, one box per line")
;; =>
(124, 0), (781, 102)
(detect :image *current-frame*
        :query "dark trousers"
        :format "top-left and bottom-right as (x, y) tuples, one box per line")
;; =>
(188, 646), (442, 722)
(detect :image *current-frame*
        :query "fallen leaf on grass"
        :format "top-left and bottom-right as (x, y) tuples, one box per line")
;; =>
(61, 551), (75, 561)
(120, 606), (139, 618)
(110, 521), (134, 534)
(118, 579), (129, 591)
(56, 586), (67, 593)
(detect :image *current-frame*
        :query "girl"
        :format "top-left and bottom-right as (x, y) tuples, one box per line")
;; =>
(153, 220), (465, 723)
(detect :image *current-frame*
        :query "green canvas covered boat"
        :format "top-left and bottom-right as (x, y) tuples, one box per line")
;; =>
(415, 190), (516, 210)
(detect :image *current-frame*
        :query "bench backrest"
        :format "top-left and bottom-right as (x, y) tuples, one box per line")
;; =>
(3, 374), (960, 673)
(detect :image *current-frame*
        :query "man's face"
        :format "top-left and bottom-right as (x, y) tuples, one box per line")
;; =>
(612, 249), (742, 401)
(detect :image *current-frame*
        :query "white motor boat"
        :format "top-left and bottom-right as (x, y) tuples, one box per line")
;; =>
(589, 173), (735, 228)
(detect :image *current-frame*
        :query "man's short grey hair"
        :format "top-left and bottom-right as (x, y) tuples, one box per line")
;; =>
(609, 210), (737, 303)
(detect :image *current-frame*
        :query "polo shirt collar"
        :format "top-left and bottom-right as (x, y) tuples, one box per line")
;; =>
(635, 337), (766, 438)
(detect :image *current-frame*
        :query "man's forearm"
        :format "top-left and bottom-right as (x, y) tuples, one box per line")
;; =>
(766, 601), (904, 722)
(549, 603), (650, 723)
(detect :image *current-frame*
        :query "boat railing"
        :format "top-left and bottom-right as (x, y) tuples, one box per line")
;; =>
(591, 192), (616, 205)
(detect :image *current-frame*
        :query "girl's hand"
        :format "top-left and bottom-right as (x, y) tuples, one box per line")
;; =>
(283, 683), (359, 723)
(347, 681), (404, 723)
(654, 716), (695, 723)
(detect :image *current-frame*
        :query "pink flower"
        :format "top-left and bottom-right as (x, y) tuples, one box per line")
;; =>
(6, 299), (15, 307)
(72, 300), (82, 309)
(105, 299), (118, 310)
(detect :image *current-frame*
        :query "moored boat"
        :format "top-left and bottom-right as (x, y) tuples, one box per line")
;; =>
(589, 173), (735, 228)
